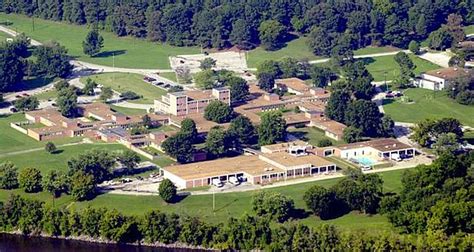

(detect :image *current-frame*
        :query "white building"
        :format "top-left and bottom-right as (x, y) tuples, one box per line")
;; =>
(413, 67), (472, 90)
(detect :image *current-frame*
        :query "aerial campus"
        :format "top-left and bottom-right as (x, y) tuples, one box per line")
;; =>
(0, 1), (473, 250)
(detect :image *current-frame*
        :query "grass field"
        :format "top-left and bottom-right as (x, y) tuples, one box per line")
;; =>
(0, 113), (83, 155)
(365, 54), (441, 81)
(0, 30), (12, 41)
(159, 72), (178, 82)
(289, 127), (345, 146)
(33, 89), (57, 101)
(353, 46), (400, 56)
(82, 72), (167, 104)
(109, 105), (147, 116)
(0, 13), (200, 69)
(464, 25), (474, 34)
(247, 37), (321, 68)
(0, 168), (405, 231)
(383, 88), (474, 126)
(0, 143), (130, 174)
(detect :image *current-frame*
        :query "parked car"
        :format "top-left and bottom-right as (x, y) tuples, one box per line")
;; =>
(212, 178), (224, 187)
(143, 77), (156, 82)
(9, 107), (17, 113)
(361, 165), (372, 171)
(228, 176), (240, 185)
(22, 93), (30, 97)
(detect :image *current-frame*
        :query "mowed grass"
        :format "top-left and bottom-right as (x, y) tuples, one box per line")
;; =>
(0, 143), (130, 174)
(109, 105), (147, 116)
(0, 13), (200, 69)
(464, 25), (474, 34)
(289, 127), (345, 146)
(247, 37), (321, 68)
(0, 113), (83, 155)
(158, 72), (178, 83)
(365, 54), (441, 81)
(383, 88), (474, 126)
(0, 30), (12, 41)
(67, 169), (405, 232)
(354, 46), (400, 56)
(82, 72), (167, 104)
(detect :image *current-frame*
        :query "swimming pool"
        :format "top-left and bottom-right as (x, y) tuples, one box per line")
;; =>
(354, 157), (377, 166)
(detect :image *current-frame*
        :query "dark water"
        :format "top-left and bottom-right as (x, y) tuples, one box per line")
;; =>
(0, 234), (200, 252)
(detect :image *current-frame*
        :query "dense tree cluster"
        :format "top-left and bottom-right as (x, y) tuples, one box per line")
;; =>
(446, 75), (474, 105)
(258, 111), (287, 146)
(2, 1), (471, 53)
(0, 193), (471, 250)
(204, 100), (234, 123)
(411, 118), (464, 149)
(382, 152), (473, 237)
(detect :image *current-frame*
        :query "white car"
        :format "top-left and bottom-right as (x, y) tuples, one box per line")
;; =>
(212, 179), (224, 187)
(362, 166), (372, 171)
(228, 177), (240, 185)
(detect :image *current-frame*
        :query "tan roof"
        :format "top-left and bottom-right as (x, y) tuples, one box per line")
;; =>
(312, 118), (347, 136)
(337, 138), (413, 152)
(261, 141), (309, 152)
(424, 67), (473, 80)
(261, 152), (335, 168)
(283, 112), (310, 125)
(163, 155), (285, 180)
(170, 113), (229, 133)
(276, 78), (309, 92)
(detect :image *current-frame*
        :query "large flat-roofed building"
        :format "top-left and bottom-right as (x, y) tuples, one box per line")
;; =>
(154, 87), (230, 116)
(414, 67), (473, 90)
(334, 138), (416, 161)
(162, 141), (336, 189)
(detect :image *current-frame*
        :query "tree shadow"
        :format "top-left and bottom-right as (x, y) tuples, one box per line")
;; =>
(291, 208), (311, 220)
(214, 198), (239, 212)
(170, 192), (189, 204)
(51, 149), (64, 155)
(94, 50), (127, 58)
(0, 101), (12, 109)
(264, 33), (300, 52)
(382, 99), (395, 105)
(9, 76), (55, 92)
(289, 130), (309, 141)
(359, 57), (376, 65)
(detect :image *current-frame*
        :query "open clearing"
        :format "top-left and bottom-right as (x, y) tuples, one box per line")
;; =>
(383, 88), (474, 126)
(365, 54), (441, 81)
(81, 72), (167, 104)
(0, 13), (200, 69)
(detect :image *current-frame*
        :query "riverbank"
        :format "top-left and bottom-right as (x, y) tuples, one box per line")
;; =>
(0, 231), (210, 251)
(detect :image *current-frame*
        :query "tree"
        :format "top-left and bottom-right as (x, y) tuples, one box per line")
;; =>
(45, 142), (57, 154)
(310, 66), (333, 88)
(227, 76), (249, 103)
(159, 179), (177, 203)
(18, 167), (42, 193)
(118, 150), (141, 172)
(83, 78), (97, 96)
(448, 55), (465, 68)
(230, 19), (254, 50)
(200, 57), (216, 70)
(0, 162), (19, 189)
(34, 41), (73, 78)
(54, 80), (70, 92)
(258, 73), (275, 92)
(14, 96), (39, 111)
(9, 33), (30, 58)
(252, 191), (295, 223)
(445, 14), (465, 44)
(411, 118), (463, 147)
(317, 139), (333, 147)
(258, 111), (286, 145)
(432, 133), (461, 155)
(258, 20), (286, 50)
(205, 126), (237, 158)
(279, 57), (299, 78)
(67, 149), (116, 184)
(100, 86), (113, 101)
(427, 27), (453, 50)
(345, 100), (384, 137)
(161, 133), (194, 163)
(394, 52), (415, 88)
(70, 171), (96, 201)
(42, 170), (69, 198)
(343, 126), (363, 143)
(256, 60), (281, 79)
(308, 26), (336, 56)
(204, 100), (233, 123)
(180, 118), (198, 143)
(194, 69), (217, 89)
(303, 185), (335, 218)
(229, 116), (256, 145)
(325, 90), (351, 123)
(0, 43), (25, 91)
(57, 87), (78, 118)
(408, 40), (420, 55)
(82, 29), (104, 56)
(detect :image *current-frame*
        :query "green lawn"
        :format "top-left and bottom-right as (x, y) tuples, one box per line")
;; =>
(0, 143), (132, 174)
(0, 113), (83, 155)
(247, 37), (321, 68)
(288, 127), (345, 146)
(33, 89), (57, 101)
(0, 13), (200, 69)
(464, 25), (474, 34)
(354, 46), (400, 56)
(0, 30), (12, 41)
(82, 72), (167, 104)
(383, 88), (474, 126)
(109, 105), (147, 116)
(365, 54), (441, 81)
(159, 72), (178, 82)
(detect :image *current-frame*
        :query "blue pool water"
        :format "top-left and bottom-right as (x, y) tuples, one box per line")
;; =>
(355, 157), (376, 166)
